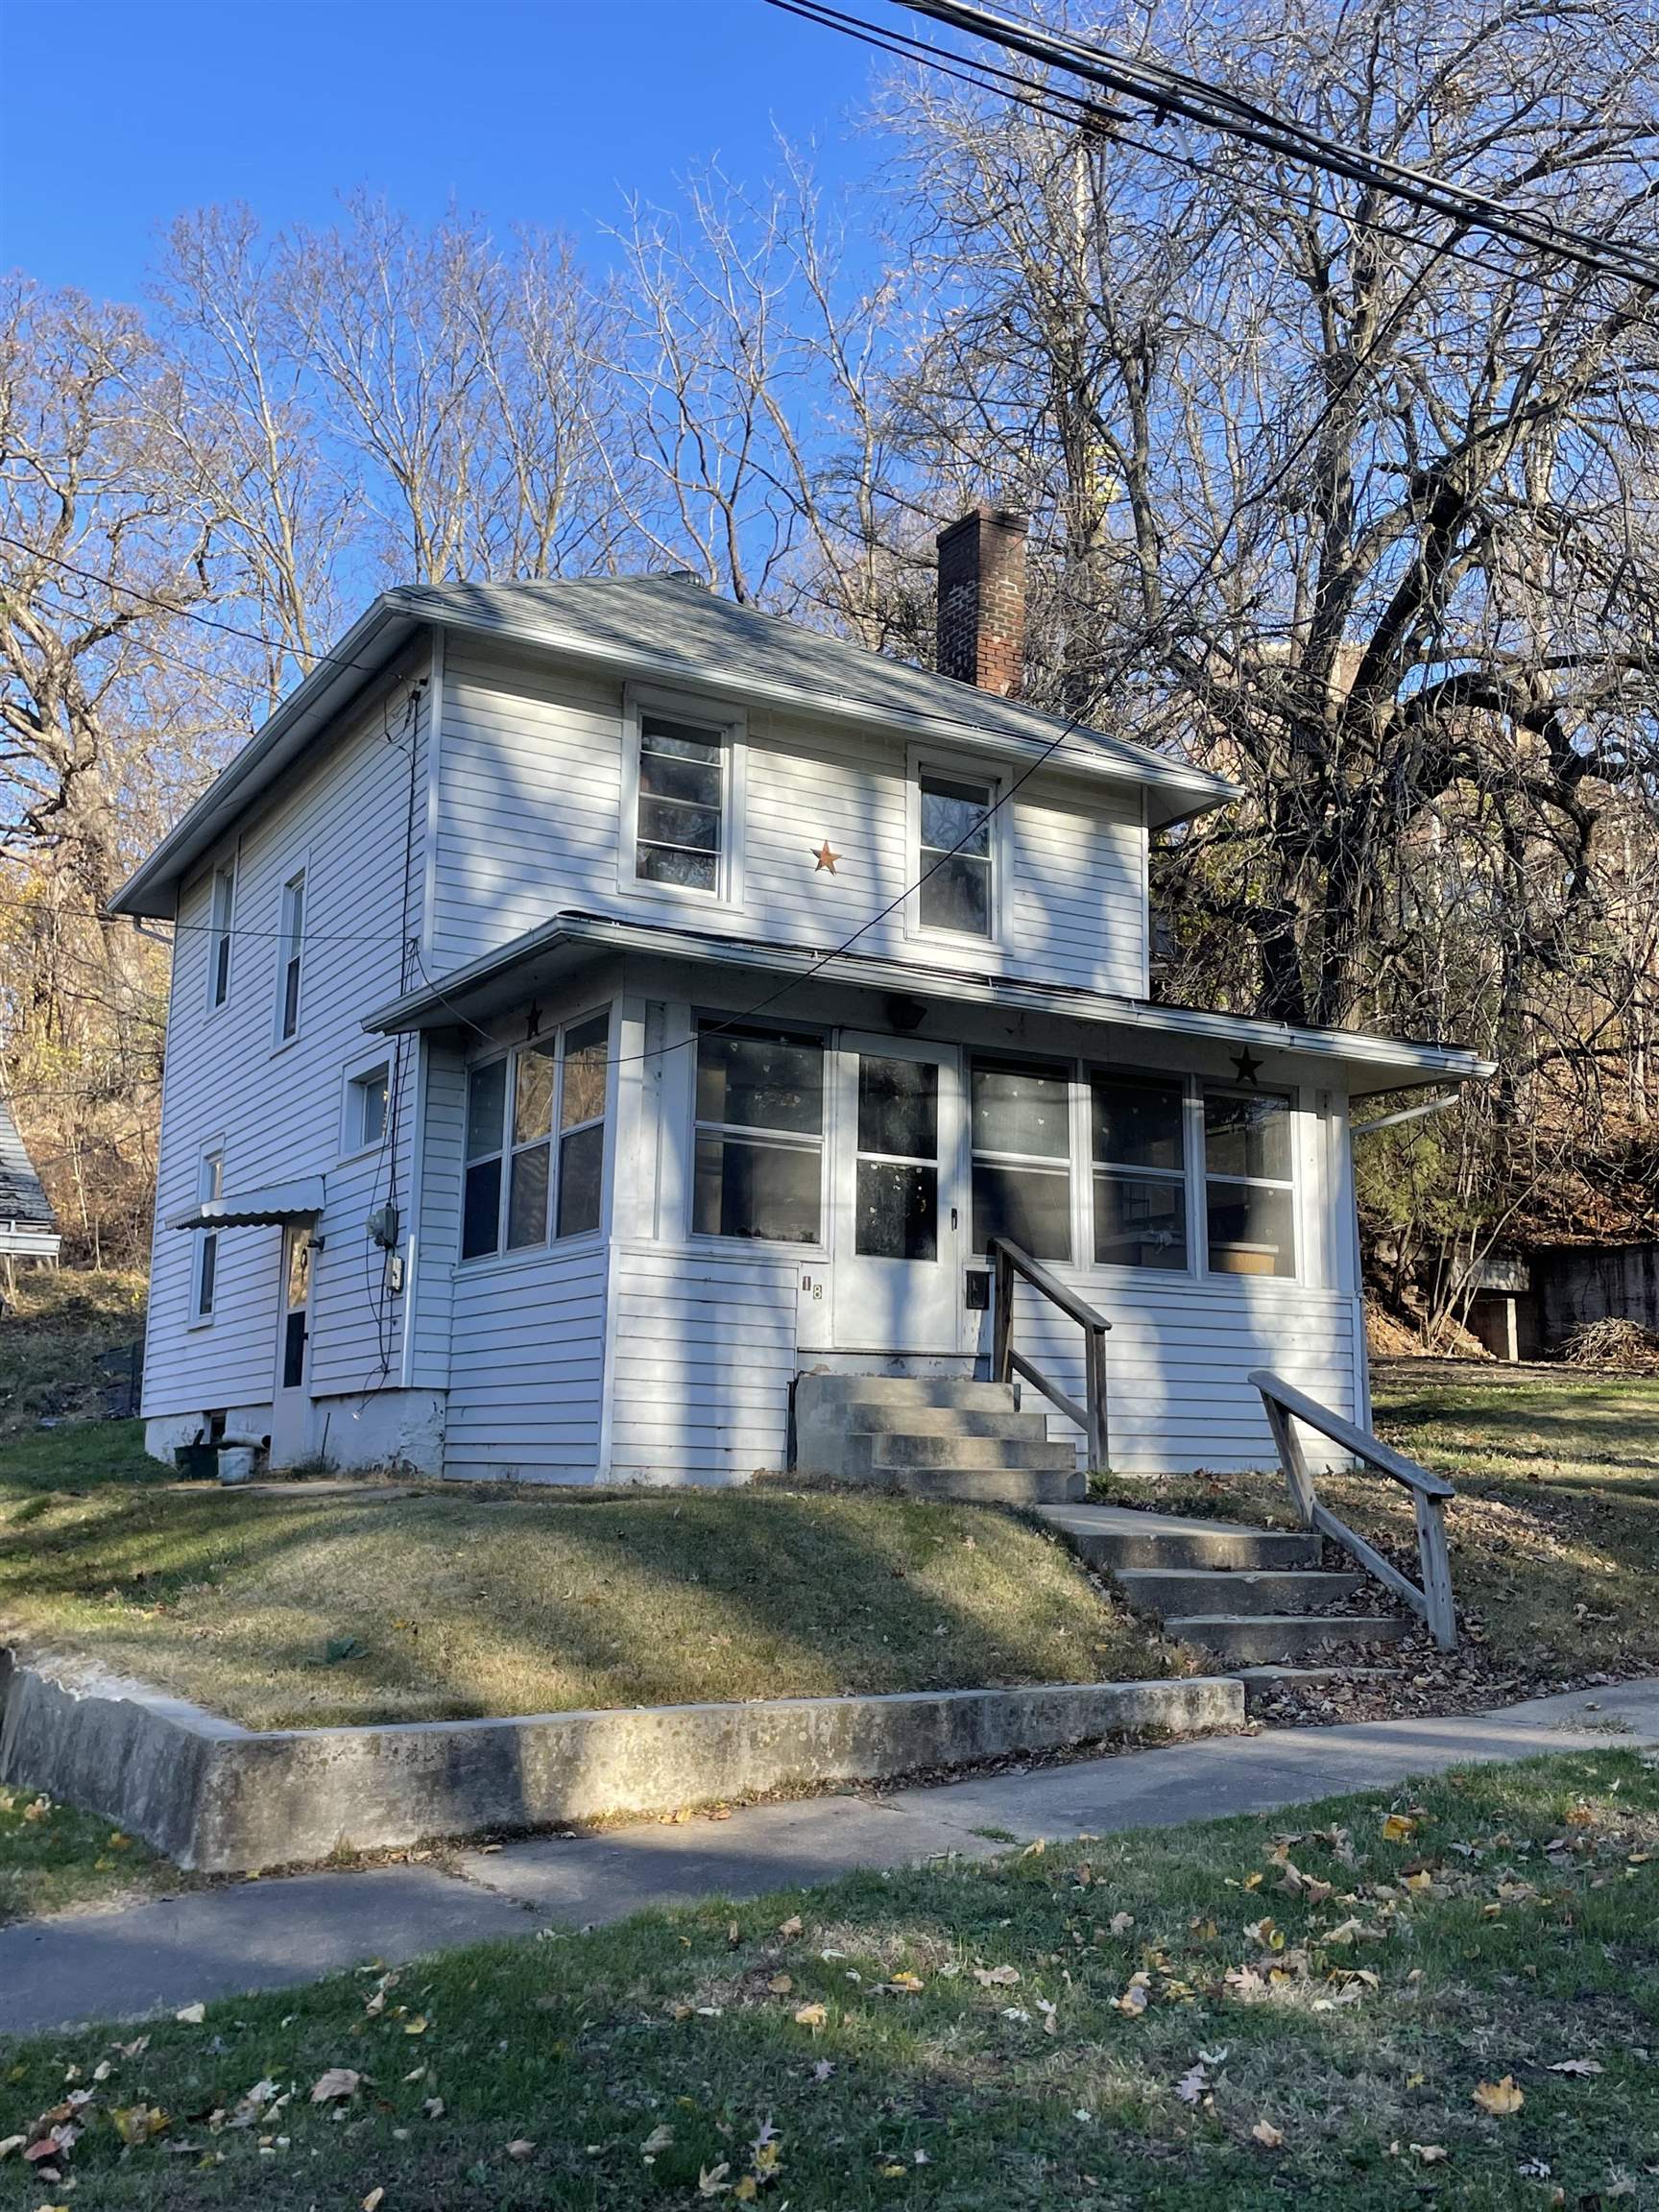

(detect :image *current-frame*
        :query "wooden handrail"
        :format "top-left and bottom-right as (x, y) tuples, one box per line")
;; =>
(990, 1237), (1112, 1471)
(1248, 1367), (1457, 1651)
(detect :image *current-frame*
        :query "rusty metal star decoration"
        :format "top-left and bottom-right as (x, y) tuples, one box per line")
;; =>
(811, 839), (840, 875)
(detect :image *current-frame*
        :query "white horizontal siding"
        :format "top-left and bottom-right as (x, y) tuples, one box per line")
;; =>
(430, 641), (1147, 995)
(143, 670), (432, 1424)
(607, 1242), (800, 1485)
(443, 1243), (607, 1479)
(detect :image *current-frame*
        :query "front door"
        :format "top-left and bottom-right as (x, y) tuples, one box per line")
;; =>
(269, 1224), (315, 1467)
(832, 1035), (966, 1355)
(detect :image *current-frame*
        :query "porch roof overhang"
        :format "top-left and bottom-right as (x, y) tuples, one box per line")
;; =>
(364, 911), (1495, 1097)
(164, 1176), (325, 1233)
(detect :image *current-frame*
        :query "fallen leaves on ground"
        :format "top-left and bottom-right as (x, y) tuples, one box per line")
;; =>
(1473, 2075), (1525, 2115)
(309, 2068), (362, 2104)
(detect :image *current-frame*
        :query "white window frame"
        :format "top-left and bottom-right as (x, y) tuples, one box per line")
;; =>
(904, 744), (1011, 950)
(1087, 1066), (1193, 1275)
(619, 685), (746, 910)
(206, 861), (235, 1013)
(1200, 1084), (1300, 1282)
(191, 1140), (225, 1328)
(688, 1019), (830, 1254)
(274, 860), (307, 1048)
(457, 1003), (613, 1268)
(340, 1057), (392, 1162)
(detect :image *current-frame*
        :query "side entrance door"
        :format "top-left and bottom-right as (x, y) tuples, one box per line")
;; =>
(832, 1035), (967, 1356)
(269, 1223), (315, 1467)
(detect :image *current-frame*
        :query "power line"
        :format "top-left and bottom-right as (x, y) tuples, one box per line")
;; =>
(898, 0), (1659, 290)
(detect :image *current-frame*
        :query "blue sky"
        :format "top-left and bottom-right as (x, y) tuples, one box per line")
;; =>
(0, 0), (885, 301)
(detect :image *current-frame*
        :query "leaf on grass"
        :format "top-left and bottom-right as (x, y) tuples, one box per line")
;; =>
(794, 2003), (828, 2029)
(1546, 2057), (1603, 2077)
(882, 1971), (925, 1994)
(973, 1964), (1021, 1987)
(1115, 1974), (1151, 2017)
(777, 1915), (803, 1938)
(362, 2191), (385, 2212)
(1251, 2119), (1285, 2148)
(1175, 2062), (1209, 2105)
(1382, 1814), (1418, 1842)
(110, 2105), (170, 2147)
(309, 2069), (362, 2104)
(767, 1974), (794, 1995)
(174, 2003), (206, 2025)
(421, 2097), (445, 2120)
(642, 2123), (676, 2159)
(1109, 1911), (1135, 1936)
(699, 2164), (732, 2197)
(1410, 2143), (1449, 2165)
(505, 2139), (535, 2159)
(1473, 2076), (1525, 2115)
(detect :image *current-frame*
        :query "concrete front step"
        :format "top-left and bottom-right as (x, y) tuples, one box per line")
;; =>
(1116, 1567), (1363, 1619)
(1166, 1614), (1411, 1664)
(1036, 1503), (1321, 1574)
(799, 1374), (1019, 1412)
(1231, 1663), (1405, 1712)
(853, 1430), (1077, 1474)
(831, 1404), (1053, 1441)
(823, 1464), (1086, 1505)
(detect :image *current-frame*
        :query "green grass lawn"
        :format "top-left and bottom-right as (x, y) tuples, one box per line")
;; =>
(1095, 1371), (1659, 1685)
(2, 1749), (1652, 2209)
(0, 1784), (182, 1927)
(0, 1267), (147, 1441)
(0, 1425), (1179, 1729)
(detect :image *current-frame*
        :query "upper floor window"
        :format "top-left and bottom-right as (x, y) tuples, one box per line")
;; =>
(195, 1144), (224, 1320)
(346, 1062), (390, 1154)
(693, 1024), (825, 1244)
(918, 769), (997, 938)
(461, 1009), (612, 1262)
(635, 711), (727, 894)
(1203, 1089), (1295, 1278)
(276, 869), (305, 1041)
(1092, 1073), (1188, 1269)
(970, 1059), (1070, 1261)
(208, 864), (235, 1009)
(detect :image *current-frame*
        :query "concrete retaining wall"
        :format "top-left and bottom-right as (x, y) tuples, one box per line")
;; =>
(0, 1647), (1242, 1873)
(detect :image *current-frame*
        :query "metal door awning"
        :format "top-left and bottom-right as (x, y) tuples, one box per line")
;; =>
(165, 1177), (325, 1232)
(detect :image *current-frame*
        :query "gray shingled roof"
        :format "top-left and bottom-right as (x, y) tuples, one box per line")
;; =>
(0, 1094), (56, 1230)
(388, 574), (1233, 811)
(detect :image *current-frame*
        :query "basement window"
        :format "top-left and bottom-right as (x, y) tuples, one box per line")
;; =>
(970, 1059), (1071, 1262)
(1203, 1089), (1296, 1278)
(693, 1025), (825, 1244)
(1091, 1072), (1189, 1270)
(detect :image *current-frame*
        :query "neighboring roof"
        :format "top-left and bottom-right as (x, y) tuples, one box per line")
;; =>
(111, 574), (1238, 918)
(0, 1094), (57, 1233)
(364, 907), (1496, 1098)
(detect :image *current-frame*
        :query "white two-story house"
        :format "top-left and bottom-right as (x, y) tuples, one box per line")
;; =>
(114, 508), (1487, 1481)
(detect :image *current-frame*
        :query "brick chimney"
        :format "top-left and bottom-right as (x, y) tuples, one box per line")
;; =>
(935, 503), (1028, 696)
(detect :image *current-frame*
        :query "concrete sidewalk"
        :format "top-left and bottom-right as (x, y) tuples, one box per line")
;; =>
(3, 1677), (1654, 2039)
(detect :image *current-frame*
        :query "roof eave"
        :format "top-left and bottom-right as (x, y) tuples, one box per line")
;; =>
(108, 600), (420, 920)
(386, 589), (1238, 826)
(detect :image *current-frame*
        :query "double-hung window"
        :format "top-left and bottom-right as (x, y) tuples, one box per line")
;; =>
(347, 1063), (390, 1153)
(461, 1011), (613, 1262)
(1203, 1090), (1296, 1277)
(1091, 1073), (1189, 1269)
(276, 869), (305, 1041)
(194, 1145), (224, 1320)
(635, 711), (727, 893)
(693, 1025), (825, 1244)
(970, 1060), (1071, 1261)
(918, 770), (996, 937)
(208, 865), (235, 1009)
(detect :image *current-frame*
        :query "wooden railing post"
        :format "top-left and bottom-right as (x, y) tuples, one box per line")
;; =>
(1413, 1490), (1457, 1651)
(991, 1242), (1014, 1384)
(1085, 1322), (1109, 1473)
(1262, 1397), (1317, 1527)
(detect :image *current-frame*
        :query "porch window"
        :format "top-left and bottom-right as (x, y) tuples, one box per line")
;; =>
(463, 1010), (613, 1262)
(208, 864), (235, 1009)
(1091, 1073), (1188, 1269)
(855, 1055), (939, 1261)
(918, 770), (995, 937)
(636, 711), (726, 893)
(194, 1144), (224, 1320)
(970, 1060), (1071, 1262)
(1203, 1089), (1296, 1278)
(693, 1024), (824, 1243)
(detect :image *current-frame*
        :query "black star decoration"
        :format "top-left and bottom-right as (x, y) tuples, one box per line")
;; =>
(811, 839), (840, 874)
(1231, 1046), (1262, 1086)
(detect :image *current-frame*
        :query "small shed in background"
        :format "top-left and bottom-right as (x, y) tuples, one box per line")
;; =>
(0, 1092), (60, 1293)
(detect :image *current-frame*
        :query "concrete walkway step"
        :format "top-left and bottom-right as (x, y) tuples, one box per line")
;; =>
(1231, 1663), (1405, 1712)
(1167, 1613), (1412, 1664)
(1117, 1567), (1363, 1619)
(799, 1375), (1015, 1411)
(863, 1465), (1086, 1505)
(1037, 1503), (1320, 1574)
(836, 1404), (1051, 1440)
(858, 1431), (1077, 1473)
